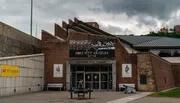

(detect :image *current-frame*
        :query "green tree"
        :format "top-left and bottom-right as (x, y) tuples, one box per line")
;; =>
(146, 32), (180, 38)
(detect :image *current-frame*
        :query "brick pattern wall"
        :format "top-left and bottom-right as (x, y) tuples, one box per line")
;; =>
(137, 53), (175, 92)
(42, 30), (69, 90)
(122, 54), (137, 88)
(175, 25), (180, 33)
(54, 24), (67, 39)
(44, 42), (69, 89)
(151, 54), (174, 91)
(86, 22), (99, 29)
(171, 63), (180, 86)
(117, 53), (137, 89)
(137, 54), (156, 91)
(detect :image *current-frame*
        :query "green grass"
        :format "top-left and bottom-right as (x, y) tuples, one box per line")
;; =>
(148, 87), (180, 98)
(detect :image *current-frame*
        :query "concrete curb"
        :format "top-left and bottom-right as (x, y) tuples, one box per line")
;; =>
(107, 92), (153, 103)
(161, 87), (177, 92)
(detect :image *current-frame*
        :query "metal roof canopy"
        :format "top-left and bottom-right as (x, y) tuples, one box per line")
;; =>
(117, 35), (180, 49)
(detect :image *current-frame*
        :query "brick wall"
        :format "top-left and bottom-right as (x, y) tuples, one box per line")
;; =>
(42, 30), (68, 88)
(54, 23), (67, 39)
(86, 22), (99, 29)
(171, 63), (180, 86)
(124, 54), (137, 87)
(44, 42), (69, 89)
(175, 25), (180, 33)
(151, 54), (174, 91)
(118, 54), (137, 89)
(137, 53), (175, 92)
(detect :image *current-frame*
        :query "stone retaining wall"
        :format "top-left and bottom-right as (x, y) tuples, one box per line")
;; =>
(0, 22), (41, 57)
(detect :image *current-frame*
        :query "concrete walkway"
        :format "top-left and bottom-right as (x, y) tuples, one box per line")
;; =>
(129, 97), (180, 103)
(107, 92), (152, 103)
(0, 91), (137, 103)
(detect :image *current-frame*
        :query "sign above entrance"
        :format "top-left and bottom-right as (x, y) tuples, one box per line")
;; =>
(122, 64), (132, 78)
(69, 39), (115, 57)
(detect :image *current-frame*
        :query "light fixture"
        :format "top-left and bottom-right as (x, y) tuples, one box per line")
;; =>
(95, 76), (97, 79)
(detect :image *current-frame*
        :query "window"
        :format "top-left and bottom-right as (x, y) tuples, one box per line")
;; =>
(140, 75), (147, 84)
(173, 51), (180, 57)
(158, 51), (171, 57)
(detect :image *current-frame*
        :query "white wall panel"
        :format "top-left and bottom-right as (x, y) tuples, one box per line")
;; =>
(0, 60), (6, 64)
(0, 54), (44, 97)
(0, 77), (2, 88)
(15, 59), (24, 67)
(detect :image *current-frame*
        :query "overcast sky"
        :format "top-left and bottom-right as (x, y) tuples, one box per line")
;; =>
(1, 0), (180, 39)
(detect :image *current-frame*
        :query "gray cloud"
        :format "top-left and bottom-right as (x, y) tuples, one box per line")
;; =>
(166, 17), (180, 29)
(0, 0), (30, 15)
(1, 0), (180, 38)
(101, 0), (180, 20)
(124, 28), (133, 35)
(135, 16), (158, 28)
(99, 0), (180, 33)
(0, 0), (80, 37)
(100, 24), (122, 34)
(100, 24), (132, 35)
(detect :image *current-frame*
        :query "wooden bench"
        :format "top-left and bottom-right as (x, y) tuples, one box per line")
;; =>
(47, 83), (63, 91)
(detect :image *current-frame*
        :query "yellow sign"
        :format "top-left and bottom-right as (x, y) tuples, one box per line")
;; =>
(0, 64), (20, 77)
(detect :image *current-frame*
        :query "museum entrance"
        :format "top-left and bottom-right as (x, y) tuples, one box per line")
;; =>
(71, 64), (112, 90)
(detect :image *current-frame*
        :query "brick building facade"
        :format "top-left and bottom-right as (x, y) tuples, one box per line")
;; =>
(41, 18), (178, 92)
(174, 25), (180, 33)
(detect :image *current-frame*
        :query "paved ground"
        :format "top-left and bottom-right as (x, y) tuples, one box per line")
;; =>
(107, 92), (152, 103)
(0, 91), (139, 103)
(129, 97), (180, 103)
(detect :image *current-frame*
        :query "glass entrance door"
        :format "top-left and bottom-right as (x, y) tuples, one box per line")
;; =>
(76, 73), (84, 88)
(92, 73), (99, 89)
(85, 73), (92, 89)
(101, 73), (108, 89)
(85, 73), (100, 90)
(71, 64), (113, 90)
